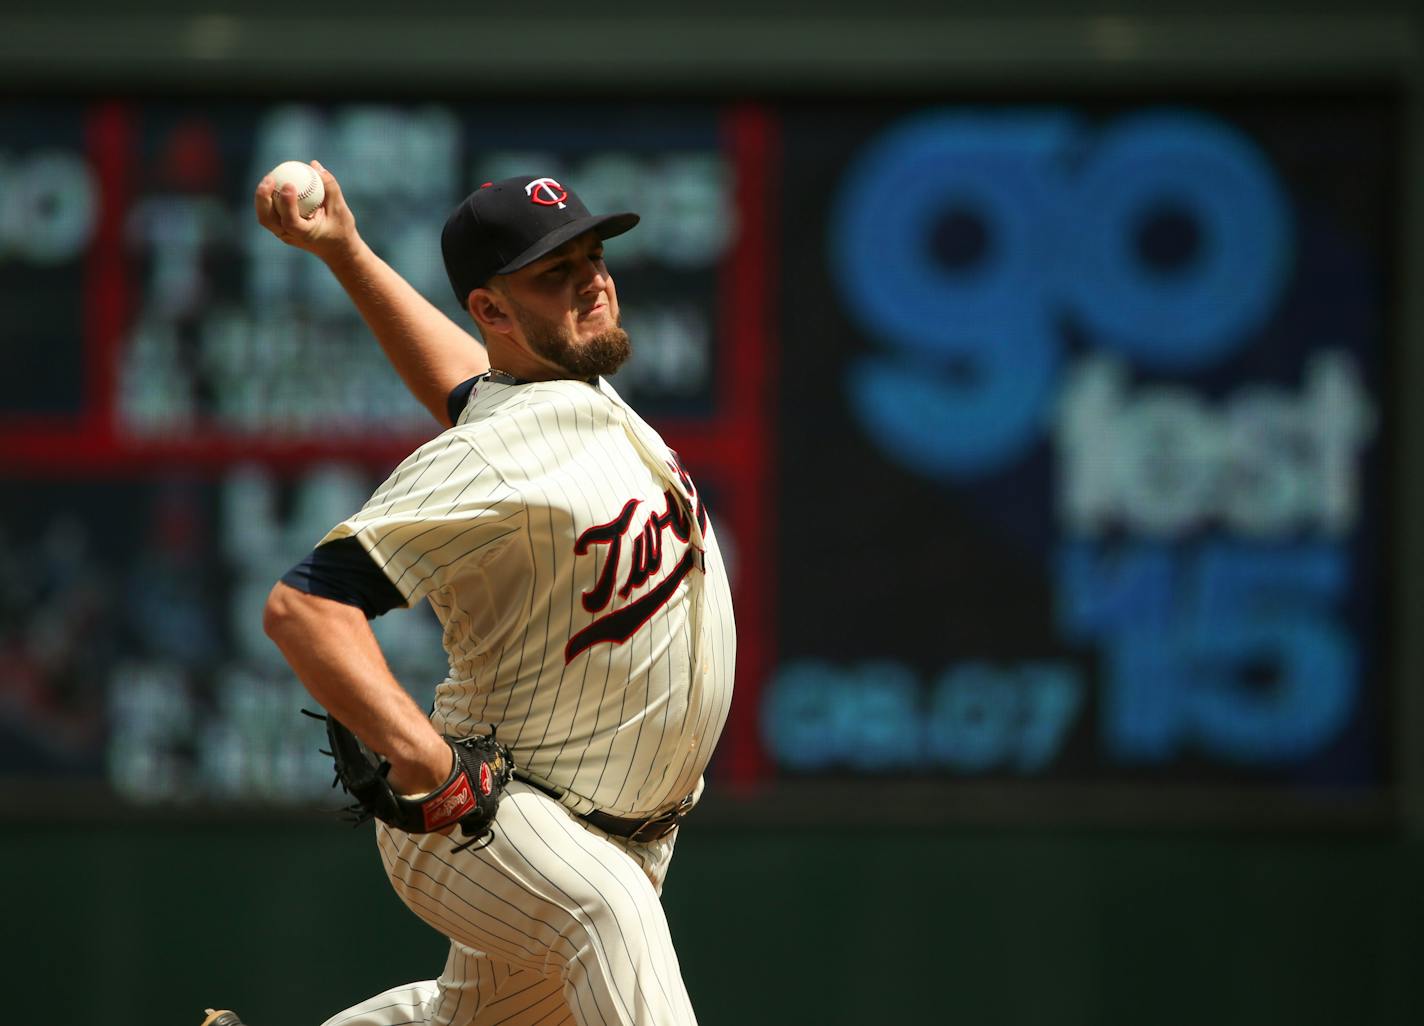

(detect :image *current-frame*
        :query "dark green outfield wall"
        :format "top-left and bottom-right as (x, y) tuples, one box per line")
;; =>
(6, 824), (1422, 1026)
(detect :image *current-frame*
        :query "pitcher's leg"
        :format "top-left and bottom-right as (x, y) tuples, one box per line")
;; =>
(314, 943), (571, 1026)
(379, 784), (696, 1026)
(463, 967), (570, 1026)
(318, 981), (439, 1026)
(428, 943), (573, 1026)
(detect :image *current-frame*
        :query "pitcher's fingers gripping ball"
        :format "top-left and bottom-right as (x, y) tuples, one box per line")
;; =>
(269, 159), (324, 216)
(253, 159), (354, 253)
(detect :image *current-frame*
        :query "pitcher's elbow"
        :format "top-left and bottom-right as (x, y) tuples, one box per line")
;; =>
(263, 582), (298, 641)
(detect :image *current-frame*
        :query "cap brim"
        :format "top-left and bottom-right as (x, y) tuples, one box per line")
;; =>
(496, 212), (641, 276)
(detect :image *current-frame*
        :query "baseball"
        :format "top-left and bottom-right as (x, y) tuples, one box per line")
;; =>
(268, 160), (324, 218)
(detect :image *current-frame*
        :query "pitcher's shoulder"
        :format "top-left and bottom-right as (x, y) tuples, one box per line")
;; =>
(448, 379), (628, 480)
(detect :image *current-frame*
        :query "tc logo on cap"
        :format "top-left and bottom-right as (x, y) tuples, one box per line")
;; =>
(525, 177), (569, 209)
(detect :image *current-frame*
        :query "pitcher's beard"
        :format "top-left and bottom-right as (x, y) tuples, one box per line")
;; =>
(538, 324), (635, 375)
(522, 310), (632, 379)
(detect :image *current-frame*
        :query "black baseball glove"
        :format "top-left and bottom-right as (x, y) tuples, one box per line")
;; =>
(305, 710), (514, 851)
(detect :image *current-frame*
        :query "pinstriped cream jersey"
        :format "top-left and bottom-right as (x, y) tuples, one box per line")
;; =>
(322, 376), (736, 818)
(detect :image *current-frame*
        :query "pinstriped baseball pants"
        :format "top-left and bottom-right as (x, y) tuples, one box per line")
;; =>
(318, 783), (697, 1026)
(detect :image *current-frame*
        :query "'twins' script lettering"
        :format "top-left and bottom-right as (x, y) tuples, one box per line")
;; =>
(565, 460), (707, 663)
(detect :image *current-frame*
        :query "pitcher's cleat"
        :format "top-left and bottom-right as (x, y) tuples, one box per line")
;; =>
(200, 1010), (245, 1026)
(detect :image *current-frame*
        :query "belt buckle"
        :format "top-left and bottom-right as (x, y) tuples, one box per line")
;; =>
(628, 793), (695, 843)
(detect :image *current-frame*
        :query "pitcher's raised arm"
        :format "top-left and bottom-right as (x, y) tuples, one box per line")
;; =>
(255, 160), (489, 428)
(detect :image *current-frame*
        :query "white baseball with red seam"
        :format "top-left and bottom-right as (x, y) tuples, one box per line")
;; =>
(268, 160), (324, 218)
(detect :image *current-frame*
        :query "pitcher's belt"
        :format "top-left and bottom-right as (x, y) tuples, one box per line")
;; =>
(516, 774), (695, 842)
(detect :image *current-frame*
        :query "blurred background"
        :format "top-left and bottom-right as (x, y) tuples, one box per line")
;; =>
(2, 0), (1422, 1022)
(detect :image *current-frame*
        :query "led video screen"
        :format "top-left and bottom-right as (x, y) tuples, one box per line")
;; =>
(0, 93), (1396, 817)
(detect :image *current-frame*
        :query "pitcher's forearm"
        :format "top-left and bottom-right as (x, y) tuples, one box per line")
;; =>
(263, 583), (453, 794)
(322, 240), (489, 427)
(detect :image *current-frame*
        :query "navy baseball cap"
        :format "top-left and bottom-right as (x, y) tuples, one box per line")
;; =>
(441, 175), (640, 307)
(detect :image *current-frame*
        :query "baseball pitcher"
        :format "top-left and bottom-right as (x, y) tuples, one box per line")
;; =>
(203, 164), (736, 1026)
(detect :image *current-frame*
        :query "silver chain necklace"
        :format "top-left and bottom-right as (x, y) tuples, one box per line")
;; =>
(487, 369), (599, 387)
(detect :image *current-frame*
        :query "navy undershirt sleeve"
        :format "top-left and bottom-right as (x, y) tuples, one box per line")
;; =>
(447, 375), (482, 425)
(280, 536), (407, 620)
